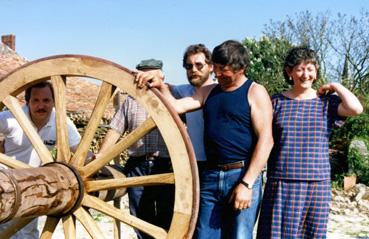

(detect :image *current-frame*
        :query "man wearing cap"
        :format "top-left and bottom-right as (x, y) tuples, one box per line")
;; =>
(98, 59), (173, 239)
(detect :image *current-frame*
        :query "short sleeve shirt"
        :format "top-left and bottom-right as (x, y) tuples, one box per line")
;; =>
(109, 96), (169, 157)
(0, 106), (81, 167)
(172, 84), (207, 162)
(267, 93), (343, 180)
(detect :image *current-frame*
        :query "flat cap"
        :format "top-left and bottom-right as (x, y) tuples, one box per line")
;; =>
(136, 59), (163, 70)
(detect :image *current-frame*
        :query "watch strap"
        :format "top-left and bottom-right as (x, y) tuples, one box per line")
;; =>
(240, 179), (253, 189)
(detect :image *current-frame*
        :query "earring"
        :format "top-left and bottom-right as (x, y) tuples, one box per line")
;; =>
(289, 76), (293, 82)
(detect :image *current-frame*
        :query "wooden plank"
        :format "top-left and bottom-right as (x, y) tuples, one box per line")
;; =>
(85, 173), (175, 193)
(2, 95), (53, 164)
(51, 75), (70, 162)
(82, 194), (167, 239)
(71, 82), (114, 168)
(79, 117), (156, 178)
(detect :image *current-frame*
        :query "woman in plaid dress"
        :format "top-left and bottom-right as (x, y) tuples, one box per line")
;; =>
(257, 46), (363, 238)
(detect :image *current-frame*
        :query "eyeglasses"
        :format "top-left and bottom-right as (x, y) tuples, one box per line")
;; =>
(184, 62), (206, 71)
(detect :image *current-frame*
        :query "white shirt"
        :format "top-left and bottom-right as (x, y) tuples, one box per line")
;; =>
(172, 84), (207, 162)
(0, 106), (81, 167)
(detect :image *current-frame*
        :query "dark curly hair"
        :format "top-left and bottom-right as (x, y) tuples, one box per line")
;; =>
(283, 46), (320, 85)
(182, 44), (212, 68)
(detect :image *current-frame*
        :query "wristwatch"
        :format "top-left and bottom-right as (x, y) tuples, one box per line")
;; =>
(240, 179), (253, 189)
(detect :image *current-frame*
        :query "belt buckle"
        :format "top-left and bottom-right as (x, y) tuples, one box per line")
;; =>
(145, 155), (156, 161)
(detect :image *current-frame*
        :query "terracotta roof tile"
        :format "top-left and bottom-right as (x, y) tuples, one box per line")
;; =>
(0, 44), (27, 80)
(0, 44), (115, 118)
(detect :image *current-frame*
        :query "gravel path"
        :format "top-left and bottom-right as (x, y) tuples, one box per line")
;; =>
(36, 195), (369, 238)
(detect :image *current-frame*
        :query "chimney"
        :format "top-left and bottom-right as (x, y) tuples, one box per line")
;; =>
(1, 34), (16, 51)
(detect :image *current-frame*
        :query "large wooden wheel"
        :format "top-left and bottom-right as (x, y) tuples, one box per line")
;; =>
(0, 55), (199, 238)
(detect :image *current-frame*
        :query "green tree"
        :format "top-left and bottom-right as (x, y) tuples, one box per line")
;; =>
(243, 36), (291, 96)
(263, 9), (369, 107)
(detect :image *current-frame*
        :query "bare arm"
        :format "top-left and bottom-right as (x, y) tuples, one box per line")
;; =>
(230, 83), (274, 210)
(160, 83), (215, 113)
(98, 129), (121, 155)
(318, 83), (363, 116)
(243, 83), (274, 185)
(135, 71), (214, 113)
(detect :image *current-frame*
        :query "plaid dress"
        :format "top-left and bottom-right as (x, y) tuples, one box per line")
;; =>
(257, 93), (342, 239)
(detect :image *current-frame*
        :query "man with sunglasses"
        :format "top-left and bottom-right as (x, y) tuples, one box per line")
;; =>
(170, 44), (215, 173)
(136, 40), (273, 239)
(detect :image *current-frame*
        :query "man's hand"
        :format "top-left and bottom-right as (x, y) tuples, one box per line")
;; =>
(135, 70), (164, 89)
(228, 184), (253, 210)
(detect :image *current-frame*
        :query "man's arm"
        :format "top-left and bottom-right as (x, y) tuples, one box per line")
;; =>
(98, 129), (121, 155)
(135, 71), (213, 113)
(229, 83), (274, 210)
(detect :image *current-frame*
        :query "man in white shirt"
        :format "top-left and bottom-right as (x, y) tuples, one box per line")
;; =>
(0, 81), (81, 238)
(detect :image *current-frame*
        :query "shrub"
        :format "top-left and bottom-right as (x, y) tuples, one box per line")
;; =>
(347, 138), (369, 185)
(330, 113), (369, 186)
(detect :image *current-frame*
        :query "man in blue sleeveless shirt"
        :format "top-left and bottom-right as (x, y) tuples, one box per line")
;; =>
(136, 40), (274, 239)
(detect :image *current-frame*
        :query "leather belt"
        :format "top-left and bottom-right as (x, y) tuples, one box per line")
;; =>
(206, 160), (245, 171)
(129, 155), (170, 162)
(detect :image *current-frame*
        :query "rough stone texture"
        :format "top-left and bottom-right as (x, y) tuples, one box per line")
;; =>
(328, 184), (369, 238)
(65, 77), (116, 119)
(0, 44), (27, 80)
(349, 139), (369, 157)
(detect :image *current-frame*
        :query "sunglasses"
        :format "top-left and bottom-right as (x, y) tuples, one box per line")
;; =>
(184, 62), (206, 70)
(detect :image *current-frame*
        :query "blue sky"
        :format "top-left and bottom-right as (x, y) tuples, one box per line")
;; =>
(1, 0), (368, 84)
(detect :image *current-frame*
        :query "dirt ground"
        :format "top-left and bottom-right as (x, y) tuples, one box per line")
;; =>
(36, 194), (369, 239)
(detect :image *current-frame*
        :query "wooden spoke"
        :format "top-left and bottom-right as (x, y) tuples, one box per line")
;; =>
(0, 153), (31, 169)
(2, 95), (53, 164)
(40, 216), (59, 239)
(73, 207), (105, 239)
(85, 172), (175, 193)
(0, 55), (198, 238)
(71, 82), (114, 168)
(82, 194), (167, 239)
(80, 117), (156, 178)
(0, 218), (33, 238)
(51, 75), (70, 163)
(62, 215), (76, 239)
(113, 198), (121, 239)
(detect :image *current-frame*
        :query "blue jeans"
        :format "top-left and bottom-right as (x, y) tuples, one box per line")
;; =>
(194, 168), (262, 239)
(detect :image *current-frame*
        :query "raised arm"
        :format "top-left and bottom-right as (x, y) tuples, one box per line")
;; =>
(318, 82), (363, 116)
(135, 71), (214, 113)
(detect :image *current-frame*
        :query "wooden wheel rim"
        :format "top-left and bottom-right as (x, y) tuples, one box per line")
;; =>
(0, 55), (199, 239)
